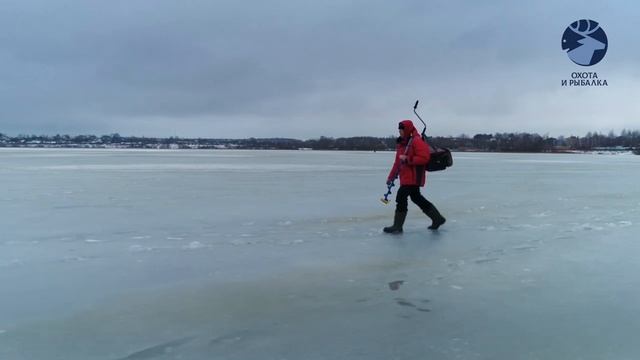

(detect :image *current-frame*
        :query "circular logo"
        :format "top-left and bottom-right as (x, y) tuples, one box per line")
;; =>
(561, 19), (608, 66)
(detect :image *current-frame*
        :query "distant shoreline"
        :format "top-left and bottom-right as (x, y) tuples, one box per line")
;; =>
(0, 146), (636, 156)
(1, 132), (639, 154)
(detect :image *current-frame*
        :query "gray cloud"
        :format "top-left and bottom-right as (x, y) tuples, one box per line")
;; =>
(1, 0), (639, 138)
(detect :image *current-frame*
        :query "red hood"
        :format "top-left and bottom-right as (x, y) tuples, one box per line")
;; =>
(399, 120), (420, 137)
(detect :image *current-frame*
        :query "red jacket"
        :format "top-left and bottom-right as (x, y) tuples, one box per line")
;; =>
(387, 120), (431, 187)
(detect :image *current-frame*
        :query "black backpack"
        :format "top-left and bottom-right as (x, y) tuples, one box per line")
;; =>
(414, 100), (453, 172)
(426, 143), (453, 172)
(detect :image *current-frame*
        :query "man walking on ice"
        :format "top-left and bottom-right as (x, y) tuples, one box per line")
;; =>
(383, 120), (446, 234)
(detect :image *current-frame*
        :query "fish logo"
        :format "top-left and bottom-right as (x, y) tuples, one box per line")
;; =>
(561, 19), (608, 66)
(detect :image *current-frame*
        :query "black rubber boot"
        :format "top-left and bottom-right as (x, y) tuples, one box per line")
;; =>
(424, 205), (446, 230)
(383, 211), (407, 234)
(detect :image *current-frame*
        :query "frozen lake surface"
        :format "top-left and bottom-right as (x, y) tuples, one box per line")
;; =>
(1, 148), (639, 359)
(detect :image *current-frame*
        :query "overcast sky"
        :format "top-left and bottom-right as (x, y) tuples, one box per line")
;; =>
(1, 0), (639, 139)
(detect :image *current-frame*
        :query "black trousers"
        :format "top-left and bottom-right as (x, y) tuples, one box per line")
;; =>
(395, 185), (433, 213)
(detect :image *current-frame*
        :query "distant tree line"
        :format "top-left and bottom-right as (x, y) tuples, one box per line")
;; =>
(1, 131), (640, 153)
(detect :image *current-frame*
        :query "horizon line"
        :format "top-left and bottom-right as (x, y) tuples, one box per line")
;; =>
(3, 129), (640, 140)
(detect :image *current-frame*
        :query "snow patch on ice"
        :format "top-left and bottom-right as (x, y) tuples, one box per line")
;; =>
(167, 237), (184, 240)
(184, 241), (205, 249)
(84, 239), (103, 243)
(0, 259), (23, 267)
(278, 220), (293, 226)
(130, 235), (151, 240)
(505, 159), (585, 164)
(278, 239), (305, 246)
(60, 256), (89, 263)
(450, 285), (463, 290)
(531, 212), (551, 218)
(512, 224), (535, 229)
(129, 245), (153, 252)
(31, 163), (383, 172)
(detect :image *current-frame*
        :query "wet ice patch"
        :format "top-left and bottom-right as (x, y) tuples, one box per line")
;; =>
(474, 257), (500, 264)
(115, 336), (196, 360)
(572, 223), (604, 231)
(606, 221), (632, 228)
(230, 239), (249, 246)
(513, 245), (537, 251)
(388, 280), (405, 290)
(396, 299), (416, 307)
(278, 220), (293, 226)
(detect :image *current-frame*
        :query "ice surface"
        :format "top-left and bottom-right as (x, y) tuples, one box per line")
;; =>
(0, 148), (639, 359)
